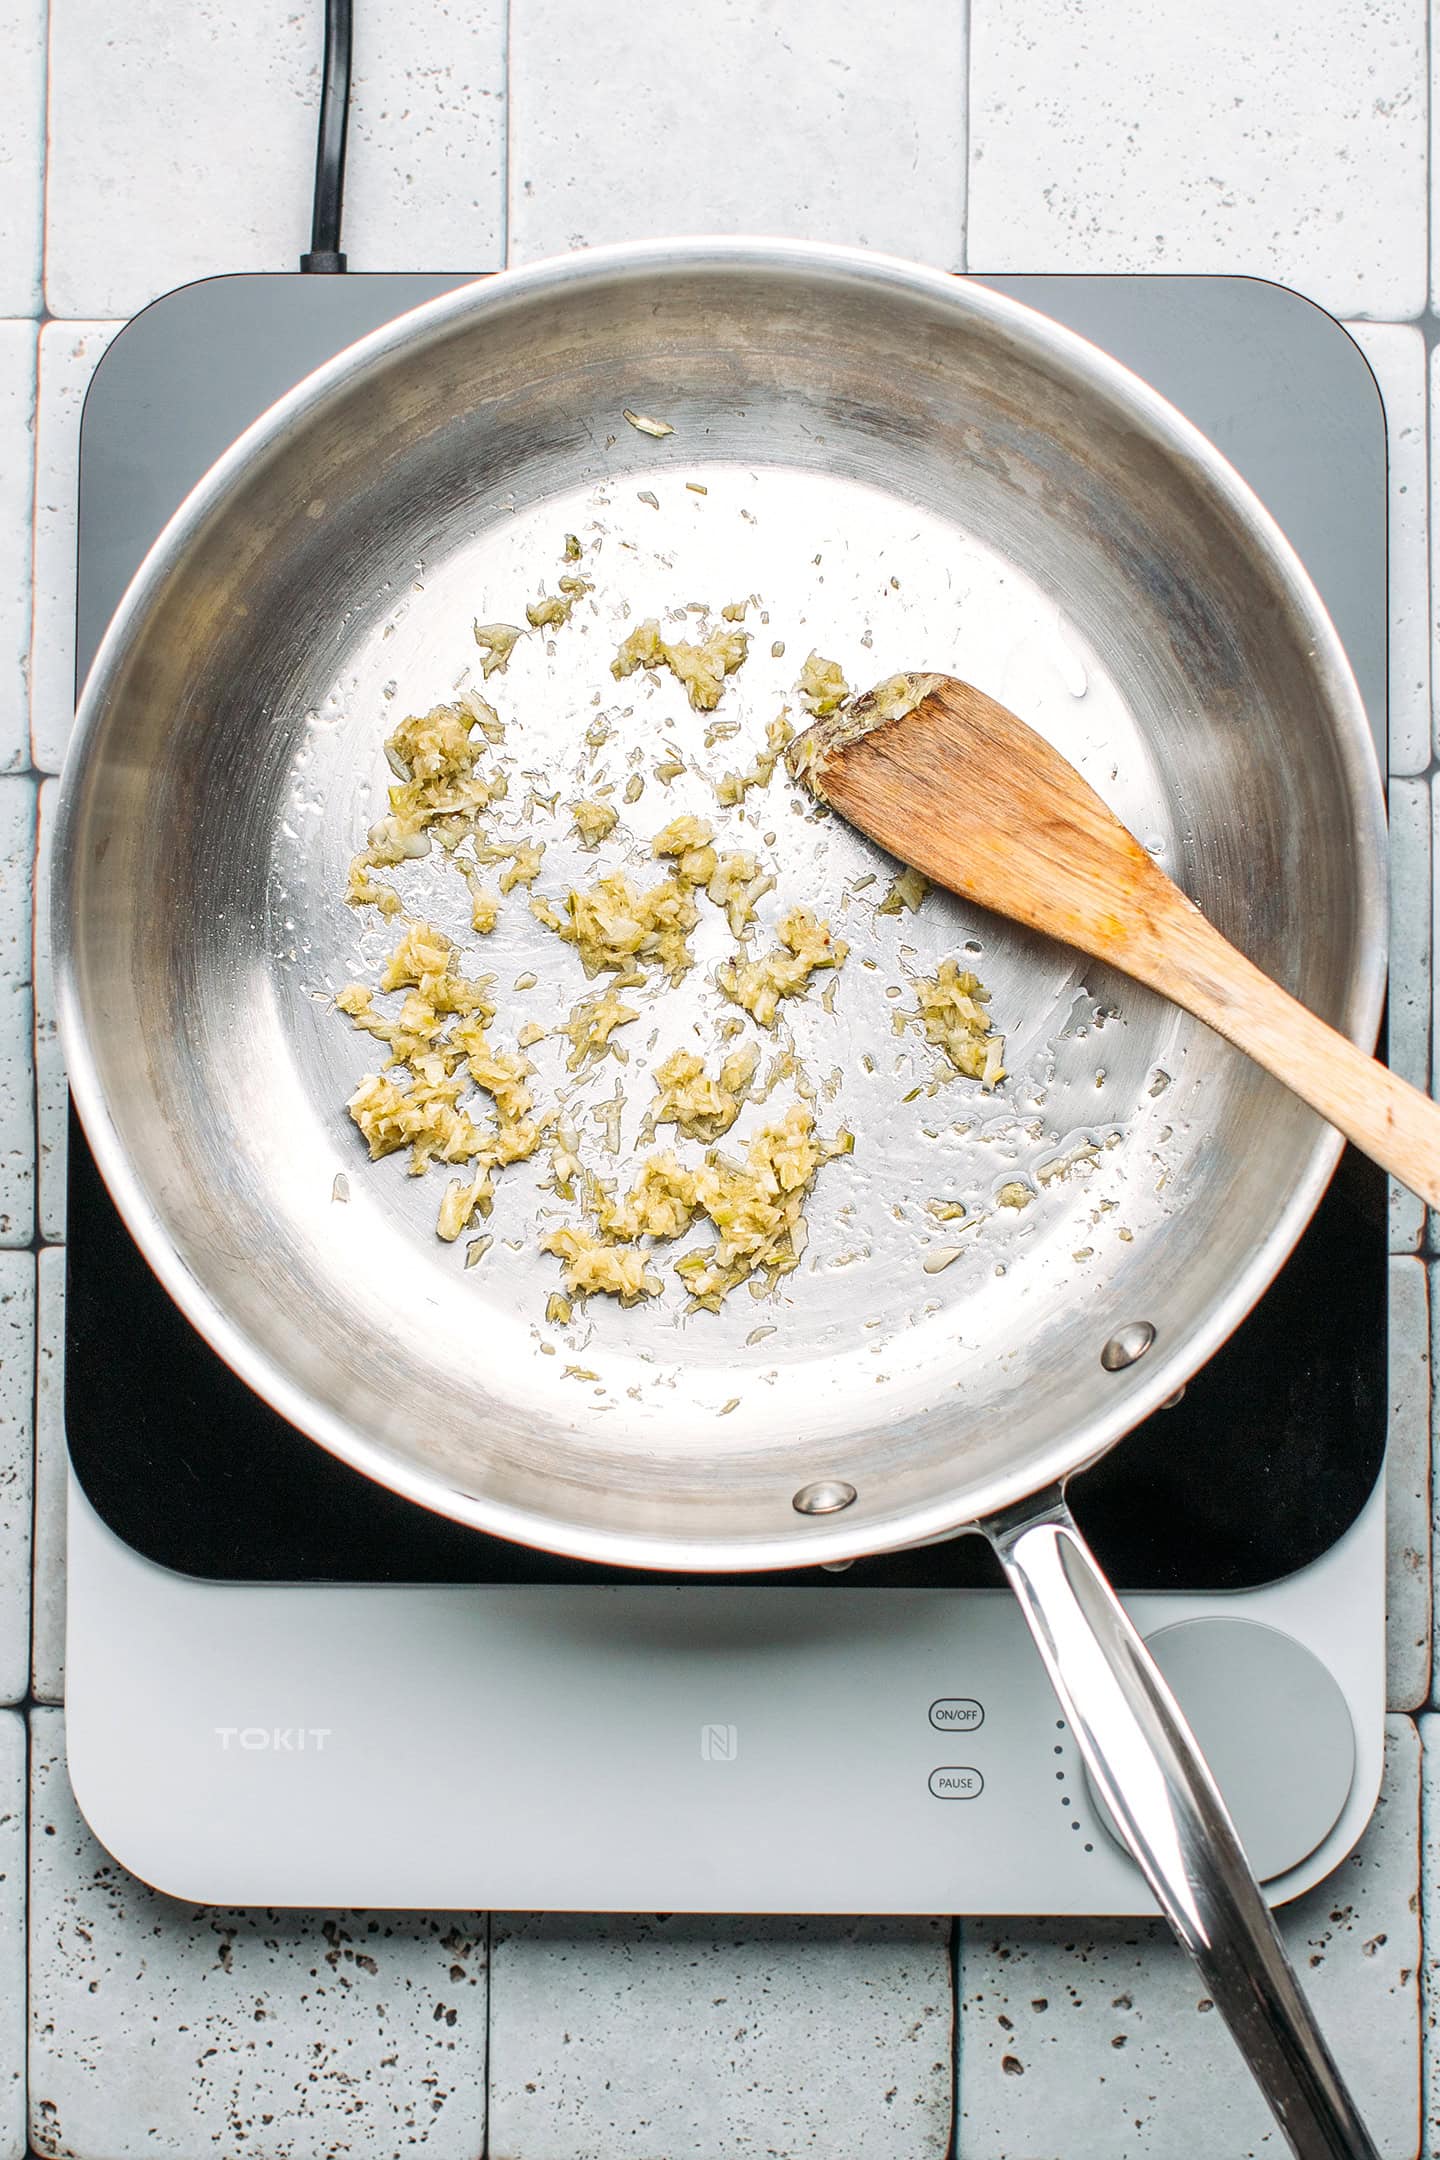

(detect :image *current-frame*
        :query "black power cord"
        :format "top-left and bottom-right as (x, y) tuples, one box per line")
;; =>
(300, 0), (353, 272)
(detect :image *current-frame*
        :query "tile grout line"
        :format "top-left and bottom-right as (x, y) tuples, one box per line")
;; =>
(958, 0), (972, 271)
(482, 1908), (493, 2159)
(501, 0), (513, 270)
(954, 26), (972, 2131)
(36, 0), (51, 323)
(949, 1913), (962, 2157)
(1422, 1716), (1434, 2154)
(1428, 0), (1435, 321)
(20, 1702), (33, 2160)
(22, 0), (56, 2106)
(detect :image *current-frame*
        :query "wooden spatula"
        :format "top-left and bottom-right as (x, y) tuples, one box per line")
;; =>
(787, 671), (1440, 1209)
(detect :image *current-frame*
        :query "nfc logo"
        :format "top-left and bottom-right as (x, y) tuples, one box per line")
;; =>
(700, 1723), (739, 1762)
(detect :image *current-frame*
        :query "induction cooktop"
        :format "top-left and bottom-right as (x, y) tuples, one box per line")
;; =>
(60, 271), (1390, 1912)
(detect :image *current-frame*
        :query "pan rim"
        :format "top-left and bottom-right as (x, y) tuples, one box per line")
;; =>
(52, 238), (1388, 1572)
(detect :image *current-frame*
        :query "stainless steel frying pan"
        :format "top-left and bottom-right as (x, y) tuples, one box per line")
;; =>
(54, 243), (1387, 2155)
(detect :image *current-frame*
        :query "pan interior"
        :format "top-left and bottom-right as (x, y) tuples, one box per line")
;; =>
(59, 258), (1381, 1563)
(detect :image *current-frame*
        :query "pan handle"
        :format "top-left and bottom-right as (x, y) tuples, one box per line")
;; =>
(983, 1486), (1376, 2160)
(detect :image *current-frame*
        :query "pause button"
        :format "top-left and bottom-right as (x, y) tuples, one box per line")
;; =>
(928, 1766), (984, 1800)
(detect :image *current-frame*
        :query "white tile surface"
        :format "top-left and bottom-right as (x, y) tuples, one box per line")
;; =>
(1348, 327), (1427, 776)
(1393, 1175), (1425, 1258)
(29, 324), (121, 775)
(0, 1712), (25, 2160)
(12, 16), (1440, 2150)
(0, 0), (44, 315)
(30, 1251), (64, 1707)
(1392, 779), (1430, 1099)
(0, 326), (37, 776)
(44, 0), (505, 321)
(489, 1913), (953, 2158)
(28, 1709), (488, 2158)
(1429, 349), (1440, 769)
(508, 0), (966, 267)
(0, 1256), (33, 1712)
(0, 780), (34, 1247)
(959, 1717), (1421, 2159)
(32, 784), (63, 1246)
(1391, 1256), (1430, 1709)
(968, 0), (1427, 320)
(1393, 765), (1432, 1263)
(1419, 1712), (1440, 2153)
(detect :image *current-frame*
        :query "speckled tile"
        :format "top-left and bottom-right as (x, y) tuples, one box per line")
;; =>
(30, 1249), (64, 1707)
(1391, 1256), (1430, 1709)
(32, 783), (63, 1246)
(28, 324), (121, 775)
(0, 1255), (33, 1712)
(0, 779), (34, 1247)
(1392, 778), (1431, 1261)
(1393, 779), (1431, 1097)
(968, 0), (1427, 320)
(28, 1708), (488, 2158)
(489, 1912), (953, 2159)
(44, 0), (504, 321)
(1429, 350), (1440, 770)
(0, 1711), (26, 2160)
(0, 325), (37, 776)
(1418, 1713), (1440, 2152)
(958, 1717), (1420, 2158)
(0, 0), (44, 316)
(1348, 327), (1427, 776)
(1395, 1176), (1425, 1258)
(507, 0), (966, 268)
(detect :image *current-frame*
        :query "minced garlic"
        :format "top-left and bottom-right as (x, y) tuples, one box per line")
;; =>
(450, 1022), (534, 1120)
(472, 621), (525, 675)
(797, 651), (850, 716)
(348, 1070), (485, 1176)
(465, 837), (544, 897)
(543, 1104), (849, 1310)
(338, 598), (1009, 1307)
(346, 695), (508, 915)
(532, 869), (699, 986)
(560, 989), (640, 1071)
(541, 1226), (662, 1302)
(912, 959), (1007, 1087)
(714, 711), (795, 805)
(463, 875), (501, 934)
(598, 1152), (700, 1240)
(674, 1106), (851, 1310)
(718, 908), (849, 1026)
(877, 865), (929, 916)
(652, 814), (718, 887)
(612, 618), (750, 711)
(705, 851), (775, 936)
(649, 1043), (760, 1140)
(527, 575), (592, 630)
(572, 797), (619, 849)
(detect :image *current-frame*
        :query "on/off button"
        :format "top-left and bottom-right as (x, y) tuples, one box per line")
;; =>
(929, 1766), (984, 1800)
(929, 1698), (984, 1732)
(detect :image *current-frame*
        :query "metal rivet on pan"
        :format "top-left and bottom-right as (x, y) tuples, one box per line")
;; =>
(1160, 1384), (1187, 1409)
(793, 1479), (858, 1515)
(1100, 1321), (1156, 1372)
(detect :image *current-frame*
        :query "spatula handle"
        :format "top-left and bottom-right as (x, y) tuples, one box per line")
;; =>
(1149, 906), (1440, 1211)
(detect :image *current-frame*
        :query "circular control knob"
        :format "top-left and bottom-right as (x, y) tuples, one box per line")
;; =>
(1084, 1618), (1355, 1883)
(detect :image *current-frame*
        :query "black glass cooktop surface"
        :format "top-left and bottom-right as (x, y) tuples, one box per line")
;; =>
(63, 270), (1389, 1593)
(66, 1106), (1385, 1591)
